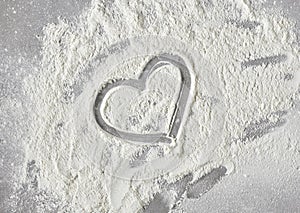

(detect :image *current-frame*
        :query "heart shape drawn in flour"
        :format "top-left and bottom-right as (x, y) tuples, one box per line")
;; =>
(94, 53), (192, 144)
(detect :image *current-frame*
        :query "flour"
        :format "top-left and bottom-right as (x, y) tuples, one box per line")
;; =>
(21, 0), (300, 212)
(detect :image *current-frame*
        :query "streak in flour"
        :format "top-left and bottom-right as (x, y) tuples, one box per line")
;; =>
(241, 54), (287, 69)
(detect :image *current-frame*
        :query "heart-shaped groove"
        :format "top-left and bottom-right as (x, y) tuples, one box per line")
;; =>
(94, 53), (192, 144)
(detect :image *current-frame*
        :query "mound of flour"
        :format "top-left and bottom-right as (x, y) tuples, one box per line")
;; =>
(21, 0), (300, 212)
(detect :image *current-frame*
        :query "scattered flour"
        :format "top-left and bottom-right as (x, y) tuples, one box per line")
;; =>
(20, 0), (300, 212)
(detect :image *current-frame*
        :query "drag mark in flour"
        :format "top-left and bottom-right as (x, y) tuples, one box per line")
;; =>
(129, 145), (165, 168)
(241, 54), (287, 69)
(228, 19), (261, 30)
(141, 166), (227, 212)
(240, 111), (287, 143)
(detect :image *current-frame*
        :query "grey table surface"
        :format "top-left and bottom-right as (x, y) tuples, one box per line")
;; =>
(0, 0), (299, 212)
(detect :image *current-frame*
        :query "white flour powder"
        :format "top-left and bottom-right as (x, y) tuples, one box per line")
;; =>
(21, 0), (300, 212)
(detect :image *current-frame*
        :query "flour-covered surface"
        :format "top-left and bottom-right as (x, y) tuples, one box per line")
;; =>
(1, 0), (300, 212)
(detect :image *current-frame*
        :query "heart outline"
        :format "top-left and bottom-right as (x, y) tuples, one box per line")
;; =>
(94, 53), (192, 144)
